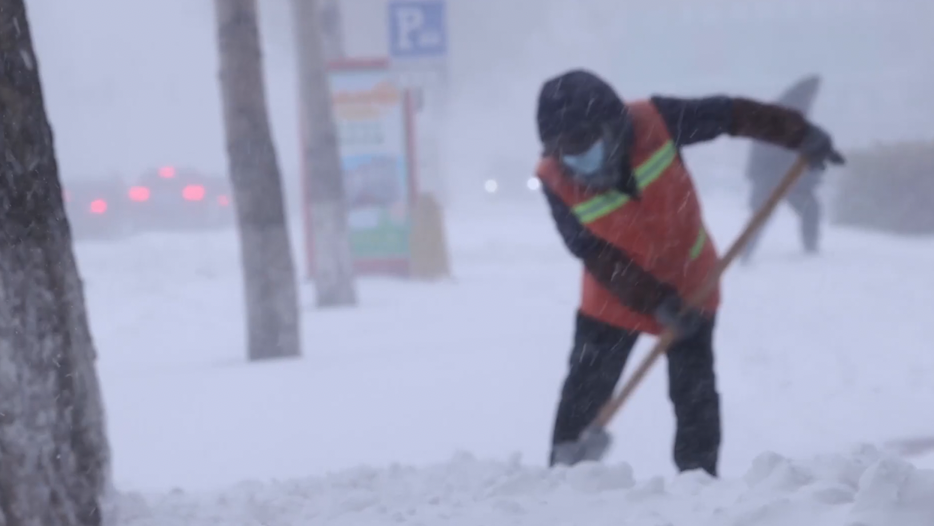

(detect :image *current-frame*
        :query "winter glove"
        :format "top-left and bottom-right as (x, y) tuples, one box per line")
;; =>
(797, 123), (845, 170)
(653, 294), (705, 340)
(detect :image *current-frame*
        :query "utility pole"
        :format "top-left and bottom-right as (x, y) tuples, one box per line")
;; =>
(318, 0), (344, 60)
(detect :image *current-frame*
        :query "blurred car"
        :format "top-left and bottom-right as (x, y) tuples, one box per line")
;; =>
(126, 166), (234, 232)
(63, 176), (132, 240)
(478, 157), (542, 201)
(482, 174), (542, 197)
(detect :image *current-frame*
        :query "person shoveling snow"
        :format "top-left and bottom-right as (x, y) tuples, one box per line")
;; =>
(534, 69), (844, 475)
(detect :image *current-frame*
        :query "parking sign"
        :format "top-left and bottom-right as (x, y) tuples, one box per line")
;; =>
(388, 0), (447, 60)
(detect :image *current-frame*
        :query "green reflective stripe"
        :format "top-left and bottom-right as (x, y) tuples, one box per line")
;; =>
(689, 228), (707, 260)
(571, 141), (677, 224)
(573, 191), (629, 223)
(635, 141), (676, 190)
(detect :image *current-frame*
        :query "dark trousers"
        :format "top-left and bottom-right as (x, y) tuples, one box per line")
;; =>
(743, 183), (821, 262)
(550, 312), (721, 476)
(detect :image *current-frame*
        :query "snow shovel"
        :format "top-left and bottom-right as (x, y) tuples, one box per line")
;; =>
(552, 156), (811, 466)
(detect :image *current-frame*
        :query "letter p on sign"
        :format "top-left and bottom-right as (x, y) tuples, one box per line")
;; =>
(395, 7), (424, 51)
(388, 1), (447, 59)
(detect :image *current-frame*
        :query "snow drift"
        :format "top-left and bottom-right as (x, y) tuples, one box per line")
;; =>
(117, 446), (932, 526)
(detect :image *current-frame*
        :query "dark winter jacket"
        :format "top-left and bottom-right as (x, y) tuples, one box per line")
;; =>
(745, 75), (823, 193)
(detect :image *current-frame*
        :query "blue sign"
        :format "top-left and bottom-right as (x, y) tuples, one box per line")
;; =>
(388, 1), (447, 60)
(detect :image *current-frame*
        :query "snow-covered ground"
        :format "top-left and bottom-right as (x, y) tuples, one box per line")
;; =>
(78, 190), (934, 524)
(117, 448), (934, 525)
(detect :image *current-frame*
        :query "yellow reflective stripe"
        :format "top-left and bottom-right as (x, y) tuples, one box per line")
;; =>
(573, 191), (629, 223)
(635, 141), (676, 189)
(689, 228), (707, 260)
(571, 141), (677, 225)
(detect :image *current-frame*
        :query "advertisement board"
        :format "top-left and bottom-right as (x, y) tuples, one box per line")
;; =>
(301, 59), (418, 278)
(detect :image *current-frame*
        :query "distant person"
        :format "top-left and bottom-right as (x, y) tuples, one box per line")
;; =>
(533, 69), (844, 475)
(742, 75), (824, 263)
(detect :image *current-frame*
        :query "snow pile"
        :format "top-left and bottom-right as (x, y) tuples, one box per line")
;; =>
(116, 446), (934, 526)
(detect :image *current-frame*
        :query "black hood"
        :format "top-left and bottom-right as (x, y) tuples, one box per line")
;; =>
(536, 69), (637, 193)
(536, 69), (629, 152)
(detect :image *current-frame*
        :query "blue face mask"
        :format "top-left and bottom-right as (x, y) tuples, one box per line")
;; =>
(560, 139), (606, 177)
(551, 120), (632, 191)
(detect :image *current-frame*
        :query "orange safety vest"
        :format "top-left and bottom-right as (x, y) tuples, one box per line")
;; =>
(536, 100), (720, 335)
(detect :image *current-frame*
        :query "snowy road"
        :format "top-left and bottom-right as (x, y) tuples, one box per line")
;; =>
(75, 192), (934, 523)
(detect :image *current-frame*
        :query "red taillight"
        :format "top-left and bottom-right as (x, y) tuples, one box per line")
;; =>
(128, 186), (150, 202)
(158, 166), (176, 179)
(89, 199), (108, 214)
(217, 195), (230, 206)
(182, 184), (205, 201)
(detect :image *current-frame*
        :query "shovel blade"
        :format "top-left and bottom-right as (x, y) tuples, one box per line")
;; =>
(551, 426), (612, 466)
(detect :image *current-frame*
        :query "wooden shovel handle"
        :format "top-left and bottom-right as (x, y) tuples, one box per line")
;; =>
(594, 157), (810, 428)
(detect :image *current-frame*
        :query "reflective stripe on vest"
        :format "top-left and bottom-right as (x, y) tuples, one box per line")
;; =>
(569, 140), (708, 260)
(571, 141), (676, 224)
(689, 227), (707, 261)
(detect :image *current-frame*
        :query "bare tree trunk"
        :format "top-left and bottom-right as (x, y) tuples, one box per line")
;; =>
(292, 0), (357, 307)
(0, 1), (111, 524)
(214, 0), (301, 360)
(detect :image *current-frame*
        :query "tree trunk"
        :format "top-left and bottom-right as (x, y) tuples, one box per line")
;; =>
(214, 0), (301, 361)
(0, 1), (111, 524)
(292, 0), (357, 307)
